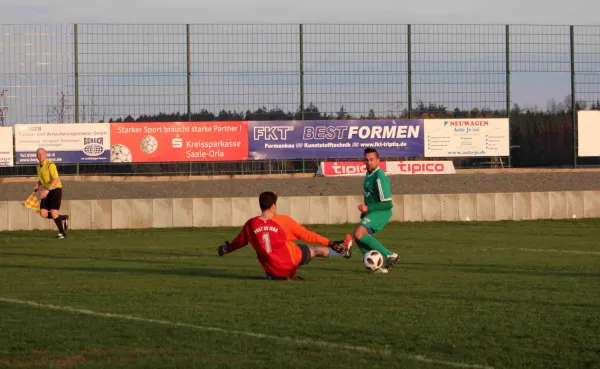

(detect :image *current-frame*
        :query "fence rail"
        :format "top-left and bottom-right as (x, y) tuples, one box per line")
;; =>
(1, 23), (599, 177)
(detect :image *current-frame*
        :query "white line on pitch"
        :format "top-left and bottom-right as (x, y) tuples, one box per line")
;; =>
(0, 297), (494, 369)
(518, 248), (600, 256)
(470, 247), (600, 256)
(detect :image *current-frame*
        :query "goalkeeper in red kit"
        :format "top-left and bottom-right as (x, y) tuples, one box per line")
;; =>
(217, 191), (354, 280)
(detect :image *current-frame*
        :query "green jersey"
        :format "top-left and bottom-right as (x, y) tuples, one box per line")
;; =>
(362, 167), (393, 212)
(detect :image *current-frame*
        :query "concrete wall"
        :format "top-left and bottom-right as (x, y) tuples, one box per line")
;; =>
(1, 190), (598, 231)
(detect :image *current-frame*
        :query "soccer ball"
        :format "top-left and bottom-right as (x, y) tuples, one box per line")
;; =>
(140, 135), (158, 154)
(110, 144), (132, 163)
(363, 250), (384, 271)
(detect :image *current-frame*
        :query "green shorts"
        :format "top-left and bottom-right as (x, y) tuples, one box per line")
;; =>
(359, 210), (392, 235)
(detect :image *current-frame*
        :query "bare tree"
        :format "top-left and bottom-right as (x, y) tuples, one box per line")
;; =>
(81, 87), (108, 123)
(0, 89), (8, 127)
(47, 91), (72, 123)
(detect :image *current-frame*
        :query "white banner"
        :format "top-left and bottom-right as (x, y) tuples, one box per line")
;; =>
(424, 118), (509, 157)
(316, 160), (455, 176)
(0, 126), (14, 167)
(14, 123), (111, 164)
(577, 110), (600, 157)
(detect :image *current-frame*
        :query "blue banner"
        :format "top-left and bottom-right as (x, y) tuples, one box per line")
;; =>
(247, 120), (424, 160)
(15, 150), (111, 165)
(14, 123), (111, 165)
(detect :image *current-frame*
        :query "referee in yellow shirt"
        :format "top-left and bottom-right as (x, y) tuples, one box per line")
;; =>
(34, 148), (69, 239)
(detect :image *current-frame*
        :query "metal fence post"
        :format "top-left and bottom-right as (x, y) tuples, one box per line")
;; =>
(299, 24), (305, 121)
(299, 24), (305, 172)
(74, 24), (80, 176)
(570, 25), (577, 168)
(407, 24), (412, 119)
(186, 24), (192, 122)
(506, 24), (511, 168)
(74, 24), (80, 123)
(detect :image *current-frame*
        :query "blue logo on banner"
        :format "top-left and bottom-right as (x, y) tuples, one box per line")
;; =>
(83, 137), (105, 157)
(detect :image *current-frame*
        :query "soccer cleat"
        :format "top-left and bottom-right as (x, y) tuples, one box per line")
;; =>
(383, 253), (400, 270)
(328, 234), (353, 258)
(328, 241), (345, 255)
(56, 233), (65, 239)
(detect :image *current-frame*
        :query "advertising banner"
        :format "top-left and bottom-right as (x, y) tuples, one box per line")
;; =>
(248, 120), (424, 160)
(577, 110), (600, 157)
(109, 121), (248, 163)
(316, 160), (455, 176)
(14, 123), (110, 164)
(424, 118), (509, 157)
(0, 126), (13, 167)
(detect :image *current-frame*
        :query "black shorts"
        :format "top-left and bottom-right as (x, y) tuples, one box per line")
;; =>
(298, 244), (312, 266)
(40, 188), (62, 211)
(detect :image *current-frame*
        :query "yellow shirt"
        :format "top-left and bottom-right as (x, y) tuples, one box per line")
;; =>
(37, 159), (62, 189)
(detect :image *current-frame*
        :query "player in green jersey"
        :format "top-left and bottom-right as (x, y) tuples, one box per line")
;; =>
(346, 147), (400, 273)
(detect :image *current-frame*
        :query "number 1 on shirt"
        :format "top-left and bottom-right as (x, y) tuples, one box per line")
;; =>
(262, 233), (272, 254)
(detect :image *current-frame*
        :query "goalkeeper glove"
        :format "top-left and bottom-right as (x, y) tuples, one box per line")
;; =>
(217, 241), (231, 256)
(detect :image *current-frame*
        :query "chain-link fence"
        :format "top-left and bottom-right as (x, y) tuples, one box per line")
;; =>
(1, 23), (599, 176)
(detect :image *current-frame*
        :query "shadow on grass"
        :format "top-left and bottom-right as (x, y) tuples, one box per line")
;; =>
(0, 252), (197, 266)
(3, 262), (597, 308)
(0, 263), (269, 281)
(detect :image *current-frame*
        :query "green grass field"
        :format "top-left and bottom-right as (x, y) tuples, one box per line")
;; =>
(1, 220), (599, 369)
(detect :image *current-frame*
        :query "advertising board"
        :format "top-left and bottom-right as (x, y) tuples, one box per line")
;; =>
(316, 160), (456, 176)
(0, 127), (13, 167)
(424, 119), (509, 157)
(248, 120), (425, 160)
(14, 123), (110, 164)
(109, 121), (248, 162)
(577, 111), (600, 157)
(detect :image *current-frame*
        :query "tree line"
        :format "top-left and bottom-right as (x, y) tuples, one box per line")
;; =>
(106, 98), (600, 124)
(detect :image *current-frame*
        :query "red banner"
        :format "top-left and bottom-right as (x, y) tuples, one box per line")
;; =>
(318, 161), (389, 176)
(109, 121), (248, 163)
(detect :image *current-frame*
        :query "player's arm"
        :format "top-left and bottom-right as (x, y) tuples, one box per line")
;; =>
(367, 174), (393, 212)
(218, 222), (250, 256)
(284, 215), (332, 247)
(46, 163), (61, 190)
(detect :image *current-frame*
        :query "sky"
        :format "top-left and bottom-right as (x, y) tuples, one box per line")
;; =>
(2, 0), (598, 25)
(0, 0), (599, 124)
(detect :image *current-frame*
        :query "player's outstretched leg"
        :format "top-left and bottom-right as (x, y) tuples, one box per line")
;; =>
(327, 234), (353, 258)
(310, 244), (347, 259)
(353, 225), (399, 271)
(383, 251), (400, 270)
(285, 244), (352, 280)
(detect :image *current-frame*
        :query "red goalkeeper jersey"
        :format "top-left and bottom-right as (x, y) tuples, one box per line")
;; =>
(227, 214), (331, 278)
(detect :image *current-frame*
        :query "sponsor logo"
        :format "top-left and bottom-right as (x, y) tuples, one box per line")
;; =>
(82, 137), (105, 157)
(326, 161), (389, 175)
(253, 126), (294, 140)
(395, 162), (448, 174)
(444, 120), (489, 127)
(318, 160), (455, 176)
(172, 136), (183, 148)
(252, 124), (421, 141)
